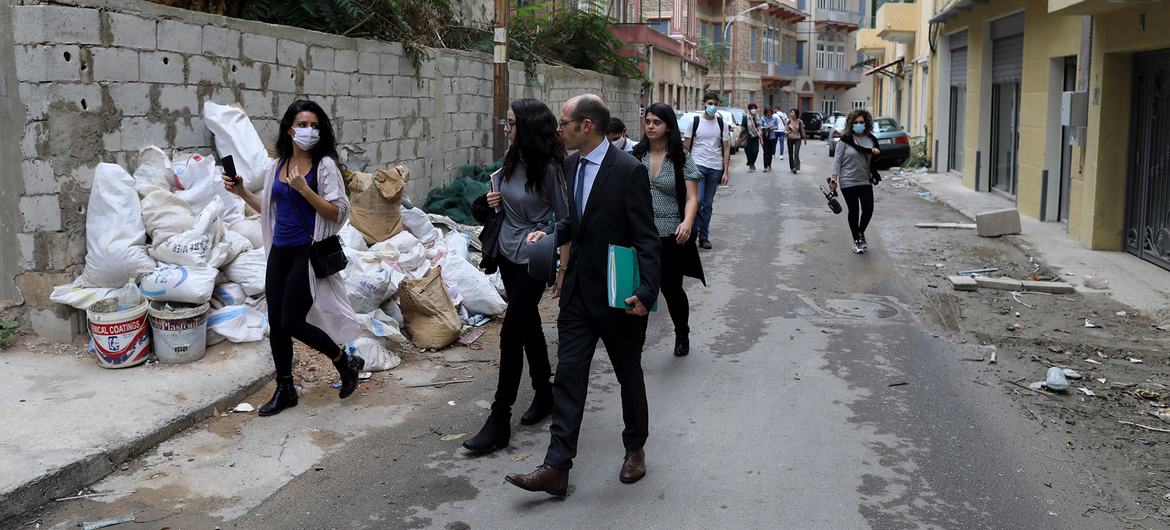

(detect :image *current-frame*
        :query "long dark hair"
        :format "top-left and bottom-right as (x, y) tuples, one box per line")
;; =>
(632, 102), (686, 171)
(501, 98), (565, 194)
(275, 100), (339, 165)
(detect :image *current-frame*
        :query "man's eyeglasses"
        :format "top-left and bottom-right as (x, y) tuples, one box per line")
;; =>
(558, 117), (585, 129)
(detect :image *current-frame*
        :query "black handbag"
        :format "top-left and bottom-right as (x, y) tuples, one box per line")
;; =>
(841, 134), (883, 185)
(288, 159), (348, 278)
(472, 193), (503, 274)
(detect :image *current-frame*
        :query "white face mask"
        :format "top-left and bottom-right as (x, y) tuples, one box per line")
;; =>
(292, 127), (320, 151)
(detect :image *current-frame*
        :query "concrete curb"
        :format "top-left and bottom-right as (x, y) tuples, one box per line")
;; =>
(0, 360), (274, 524)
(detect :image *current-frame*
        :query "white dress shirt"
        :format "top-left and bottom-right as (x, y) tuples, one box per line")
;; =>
(574, 138), (610, 215)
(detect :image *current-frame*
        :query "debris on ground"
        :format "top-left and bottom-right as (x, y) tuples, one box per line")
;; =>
(915, 222), (976, 229)
(231, 403), (254, 413)
(1083, 274), (1110, 290)
(80, 514), (136, 530)
(975, 208), (1022, 237)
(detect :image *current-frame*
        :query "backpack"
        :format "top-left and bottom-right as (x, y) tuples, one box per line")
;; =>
(690, 115), (725, 156)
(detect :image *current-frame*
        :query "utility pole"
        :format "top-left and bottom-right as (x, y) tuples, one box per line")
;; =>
(719, 0), (727, 101)
(492, 0), (509, 161)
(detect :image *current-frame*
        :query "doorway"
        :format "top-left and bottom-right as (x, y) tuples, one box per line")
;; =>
(990, 82), (1020, 195)
(1058, 56), (1076, 223)
(1125, 49), (1170, 271)
(948, 86), (966, 172)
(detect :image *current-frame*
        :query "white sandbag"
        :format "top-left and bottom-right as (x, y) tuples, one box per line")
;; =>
(213, 282), (248, 306)
(401, 207), (440, 246)
(50, 280), (141, 310)
(380, 299), (404, 327)
(172, 153), (219, 215)
(489, 271), (507, 300)
(354, 309), (407, 343)
(150, 195), (226, 267)
(342, 248), (393, 314)
(207, 304), (268, 343)
(215, 229), (254, 268)
(344, 337), (400, 371)
(80, 163), (157, 287)
(215, 177), (247, 226)
(225, 248), (266, 296)
(443, 230), (471, 262)
(134, 146), (175, 189)
(229, 217), (263, 248)
(439, 253), (507, 316)
(202, 101), (269, 193)
(387, 231), (427, 275)
(140, 264), (218, 304)
(138, 183), (195, 246)
(339, 221), (368, 251)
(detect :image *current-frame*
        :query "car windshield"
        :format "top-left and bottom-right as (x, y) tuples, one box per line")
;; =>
(874, 118), (901, 133)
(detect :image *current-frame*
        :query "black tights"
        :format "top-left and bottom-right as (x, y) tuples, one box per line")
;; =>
(762, 138), (777, 169)
(841, 185), (875, 242)
(492, 257), (553, 415)
(787, 139), (802, 171)
(659, 237), (690, 336)
(266, 244), (342, 378)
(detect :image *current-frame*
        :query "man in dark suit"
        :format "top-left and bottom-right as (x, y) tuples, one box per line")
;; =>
(505, 94), (661, 496)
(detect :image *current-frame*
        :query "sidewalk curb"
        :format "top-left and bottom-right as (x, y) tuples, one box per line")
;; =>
(0, 364), (274, 523)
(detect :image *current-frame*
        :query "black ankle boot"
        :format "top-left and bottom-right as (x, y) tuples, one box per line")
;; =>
(463, 412), (511, 454)
(674, 333), (690, 357)
(334, 351), (366, 399)
(259, 376), (298, 417)
(520, 385), (554, 425)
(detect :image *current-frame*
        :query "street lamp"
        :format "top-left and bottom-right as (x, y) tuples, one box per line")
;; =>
(720, 3), (769, 105)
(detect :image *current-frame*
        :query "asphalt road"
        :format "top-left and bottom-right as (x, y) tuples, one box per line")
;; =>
(22, 142), (1108, 529)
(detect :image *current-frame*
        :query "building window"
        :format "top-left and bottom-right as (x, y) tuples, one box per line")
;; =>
(852, 99), (867, 110)
(821, 96), (837, 115)
(751, 28), (759, 62)
(649, 19), (669, 34)
(816, 44), (825, 69)
(796, 41), (806, 69)
(836, 45), (846, 70)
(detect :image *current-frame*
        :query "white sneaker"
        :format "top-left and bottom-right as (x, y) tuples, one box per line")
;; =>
(852, 240), (865, 254)
(859, 238), (868, 252)
(779, 155), (785, 160)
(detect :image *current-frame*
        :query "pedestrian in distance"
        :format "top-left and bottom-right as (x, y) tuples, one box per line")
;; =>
(633, 103), (706, 358)
(774, 107), (788, 161)
(506, 94), (660, 497)
(683, 92), (731, 251)
(222, 99), (365, 417)
(829, 109), (881, 254)
(739, 103), (761, 172)
(759, 106), (779, 172)
(606, 118), (636, 153)
(462, 99), (570, 454)
(785, 108), (806, 174)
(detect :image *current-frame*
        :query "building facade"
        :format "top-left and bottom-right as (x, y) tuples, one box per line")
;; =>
(800, 0), (871, 116)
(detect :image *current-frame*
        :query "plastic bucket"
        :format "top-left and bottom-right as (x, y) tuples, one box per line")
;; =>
(148, 301), (209, 364)
(87, 297), (152, 369)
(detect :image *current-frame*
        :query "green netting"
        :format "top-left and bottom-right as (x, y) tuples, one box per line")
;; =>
(423, 161), (502, 225)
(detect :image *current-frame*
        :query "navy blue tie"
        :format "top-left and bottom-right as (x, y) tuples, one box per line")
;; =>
(575, 159), (589, 218)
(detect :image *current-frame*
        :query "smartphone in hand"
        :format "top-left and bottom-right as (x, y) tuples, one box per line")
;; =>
(222, 155), (242, 186)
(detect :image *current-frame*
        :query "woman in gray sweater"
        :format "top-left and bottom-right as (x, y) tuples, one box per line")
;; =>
(830, 109), (880, 254)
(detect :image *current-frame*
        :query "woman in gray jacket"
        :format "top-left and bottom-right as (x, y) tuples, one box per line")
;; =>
(829, 109), (880, 254)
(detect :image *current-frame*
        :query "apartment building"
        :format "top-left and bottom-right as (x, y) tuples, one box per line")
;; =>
(800, 0), (873, 116)
(696, 0), (808, 111)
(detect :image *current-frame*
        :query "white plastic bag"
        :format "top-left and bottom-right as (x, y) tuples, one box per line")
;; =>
(354, 309), (407, 343)
(439, 253), (507, 316)
(339, 221), (369, 251)
(172, 153), (218, 215)
(344, 337), (400, 371)
(342, 248), (393, 314)
(216, 179), (247, 226)
(213, 282), (248, 306)
(216, 229), (254, 269)
(138, 183), (195, 246)
(134, 146), (175, 189)
(401, 207), (440, 246)
(150, 196), (226, 267)
(387, 231), (428, 277)
(202, 101), (269, 193)
(225, 248), (266, 296)
(50, 280), (142, 310)
(80, 163), (157, 287)
(207, 304), (268, 343)
(139, 264), (218, 304)
(443, 230), (471, 262)
(380, 299), (404, 327)
(229, 217), (263, 248)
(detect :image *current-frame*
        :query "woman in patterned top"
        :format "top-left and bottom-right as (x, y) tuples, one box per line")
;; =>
(632, 102), (707, 357)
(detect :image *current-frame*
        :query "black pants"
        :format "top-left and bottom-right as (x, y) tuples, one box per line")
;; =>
(659, 236), (690, 336)
(266, 244), (342, 378)
(787, 139), (802, 171)
(492, 257), (553, 415)
(761, 138), (777, 169)
(841, 184), (875, 241)
(545, 296), (649, 471)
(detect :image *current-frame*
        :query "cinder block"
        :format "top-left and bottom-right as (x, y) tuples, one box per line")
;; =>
(392, 76), (413, 96)
(400, 139), (416, 158)
(1020, 280), (1076, 294)
(21, 160), (58, 195)
(139, 51), (184, 84)
(156, 84), (199, 112)
(358, 51), (380, 74)
(976, 208), (1022, 237)
(14, 45), (82, 82)
(202, 26), (241, 58)
(29, 308), (76, 341)
(325, 71), (351, 95)
(947, 275), (978, 292)
(102, 130), (122, 152)
(335, 49), (358, 73)
(242, 34), (277, 63)
(302, 70), (326, 94)
(334, 96), (359, 118)
(241, 90), (274, 116)
(381, 54), (401, 76)
(157, 19), (202, 54)
(108, 83), (152, 117)
(358, 97), (381, 118)
(349, 74), (372, 97)
(90, 47), (139, 82)
(187, 55), (226, 84)
(266, 65), (296, 93)
(107, 12), (157, 49)
(21, 122), (45, 159)
(372, 75), (395, 97)
(172, 119), (210, 147)
(973, 276), (1024, 291)
(277, 39), (307, 66)
(20, 195), (62, 232)
(13, 5), (101, 45)
(119, 117), (169, 153)
(17, 233), (36, 270)
(308, 47), (335, 70)
(230, 61), (264, 89)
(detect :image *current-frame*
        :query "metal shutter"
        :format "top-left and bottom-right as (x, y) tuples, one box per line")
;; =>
(950, 47), (968, 87)
(992, 34), (1024, 83)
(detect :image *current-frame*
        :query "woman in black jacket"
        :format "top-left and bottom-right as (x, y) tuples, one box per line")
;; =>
(633, 102), (706, 357)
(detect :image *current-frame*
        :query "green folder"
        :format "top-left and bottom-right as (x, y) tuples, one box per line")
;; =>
(607, 245), (658, 311)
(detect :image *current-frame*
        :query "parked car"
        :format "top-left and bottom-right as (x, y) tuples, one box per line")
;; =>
(828, 116), (911, 169)
(720, 107), (747, 154)
(800, 111), (825, 139)
(821, 111), (844, 140)
(828, 115), (847, 157)
(680, 109), (742, 155)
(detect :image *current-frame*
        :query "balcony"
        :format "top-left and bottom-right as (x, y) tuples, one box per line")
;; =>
(609, 24), (706, 68)
(875, 1), (920, 44)
(813, 68), (862, 89)
(750, 0), (809, 23)
(1048, 0), (1138, 15)
(762, 61), (801, 87)
(815, 8), (861, 33)
(856, 28), (886, 55)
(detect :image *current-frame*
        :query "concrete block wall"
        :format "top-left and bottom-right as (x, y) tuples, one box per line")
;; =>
(5, 0), (640, 339)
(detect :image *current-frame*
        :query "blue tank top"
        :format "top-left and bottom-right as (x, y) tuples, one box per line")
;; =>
(272, 159), (317, 247)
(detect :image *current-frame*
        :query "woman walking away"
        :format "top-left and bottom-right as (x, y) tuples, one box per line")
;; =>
(634, 103), (706, 357)
(740, 104), (761, 172)
(222, 100), (365, 417)
(463, 98), (569, 454)
(829, 109), (881, 254)
(785, 108), (805, 174)
(759, 106), (778, 172)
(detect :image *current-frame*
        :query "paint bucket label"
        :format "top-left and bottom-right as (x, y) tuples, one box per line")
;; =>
(89, 313), (151, 368)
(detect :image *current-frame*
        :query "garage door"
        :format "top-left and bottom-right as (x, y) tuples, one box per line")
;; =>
(949, 31), (968, 87)
(992, 34), (1024, 83)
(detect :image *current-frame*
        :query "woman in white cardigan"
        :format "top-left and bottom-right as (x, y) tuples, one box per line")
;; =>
(223, 100), (364, 417)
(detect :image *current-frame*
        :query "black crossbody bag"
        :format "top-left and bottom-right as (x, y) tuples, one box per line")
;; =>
(840, 134), (883, 185)
(288, 159), (347, 278)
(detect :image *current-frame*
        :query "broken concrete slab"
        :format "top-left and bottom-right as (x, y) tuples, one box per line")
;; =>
(948, 275), (979, 291)
(1021, 280), (1076, 294)
(974, 276), (1024, 291)
(976, 208), (1022, 237)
